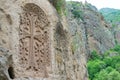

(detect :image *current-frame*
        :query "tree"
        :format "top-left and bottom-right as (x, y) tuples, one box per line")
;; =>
(87, 59), (106, 79)
(93, 67), (120, 80)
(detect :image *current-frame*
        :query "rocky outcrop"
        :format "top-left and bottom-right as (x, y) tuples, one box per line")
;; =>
(0, 0), (60, 80)
(113, 24), (120, 44)
(0, 0), (88, 80)
(0, 0), (116, 80)
(84, 5), (115, 54)
(67, 1), (115, 55)
(67, 6), (88, 80)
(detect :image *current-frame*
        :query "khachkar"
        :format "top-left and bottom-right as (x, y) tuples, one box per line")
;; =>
(19, 3), (51, 78)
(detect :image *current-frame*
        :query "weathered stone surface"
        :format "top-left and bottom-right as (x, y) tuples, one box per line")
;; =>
(0, 0), (58, 80)
(66, 2), (115, 80)
(67, 1), (115, 55)
(67, 2), (89, 80)
(19, 3), (52, 78)
(83, 4), (115, 54)
(113, 24), (120, 44)
(0, 0), (88, 80)
(0, 0), (116, 80)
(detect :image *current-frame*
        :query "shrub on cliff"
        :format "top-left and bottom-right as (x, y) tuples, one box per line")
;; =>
(90, 50), (101, 60)
(67, 1), (84, 20)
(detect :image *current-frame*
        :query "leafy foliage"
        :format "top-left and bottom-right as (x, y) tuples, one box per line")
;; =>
(93, 67), (120, 80)
(99, 8), (120, 24)
(67, 1), (84, 19)
(87, 45), (120, 80)
(111, 45), (120, 53)
(87, 60), (106, 79)
(90, 50), (101, 60)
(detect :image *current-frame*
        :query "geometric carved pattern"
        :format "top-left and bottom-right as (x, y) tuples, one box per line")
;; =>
(19, 3), (51, 77)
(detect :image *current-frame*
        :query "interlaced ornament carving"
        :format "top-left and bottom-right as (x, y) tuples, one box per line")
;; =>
(19, 3), (51, 77)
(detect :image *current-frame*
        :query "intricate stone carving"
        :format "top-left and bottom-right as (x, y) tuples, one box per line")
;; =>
(19, 3), (51, 77)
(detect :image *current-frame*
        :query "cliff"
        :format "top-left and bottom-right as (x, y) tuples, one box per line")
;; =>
(0, 0), (116, 80)
(67, 1), (115, 55)
(100, 8), (120, 44)
(0, 0), (88, 80)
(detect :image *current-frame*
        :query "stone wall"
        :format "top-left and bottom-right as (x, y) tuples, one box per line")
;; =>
(0, 0), (57, 79)
(0, 0), (88, 80)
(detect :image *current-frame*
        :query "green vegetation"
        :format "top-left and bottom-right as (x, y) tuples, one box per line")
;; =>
(87, 45), (120, 80)
(52, 0), (66, 15)
(67, 1), (84, 20)
(93, 67), (120, 80)
(99, 8), (120, 24)
(90, 50), (101, 60)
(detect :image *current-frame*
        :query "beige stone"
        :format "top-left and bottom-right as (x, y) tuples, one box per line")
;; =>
(0, 0), (89, 80)
(0, 0), (57, 80)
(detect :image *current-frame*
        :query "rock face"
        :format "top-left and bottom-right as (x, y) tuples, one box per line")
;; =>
(0, 0), (61, 80)
(0, 0), (116, 80)
(67, 6), (88, 80)
(113, 24), (120, 44)
(67, 2), (115, 55)
(84, 6), (115, 54)
(0, 0), (88, 80)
